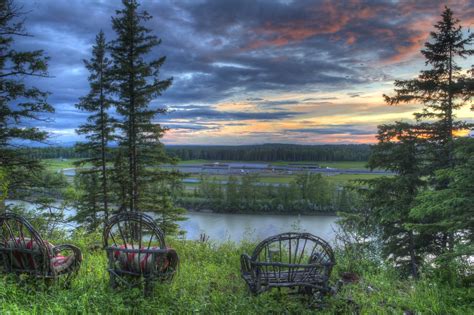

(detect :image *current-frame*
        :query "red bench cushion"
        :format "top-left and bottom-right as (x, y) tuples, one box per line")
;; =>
(112, 244), (177, 273)
(4, 238), (53, 270)
(4, 238), (76, 274)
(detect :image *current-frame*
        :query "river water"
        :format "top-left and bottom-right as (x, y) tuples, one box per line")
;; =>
(181, 211), (338, 243)
(6, 200), (339, 243)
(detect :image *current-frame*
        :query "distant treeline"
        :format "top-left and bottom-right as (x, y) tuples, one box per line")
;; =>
(21, 147), (89, 159)
(22, 144), (371, 162)
(165, 144), (372, 162)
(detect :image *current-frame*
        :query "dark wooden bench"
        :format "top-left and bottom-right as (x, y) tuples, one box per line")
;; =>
(241, 232), (335, 297)
(0, 212), (82, 285)
(103, 211), (178, 296)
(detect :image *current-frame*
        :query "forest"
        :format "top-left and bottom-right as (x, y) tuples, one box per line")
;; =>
(21, 143), (371, 162)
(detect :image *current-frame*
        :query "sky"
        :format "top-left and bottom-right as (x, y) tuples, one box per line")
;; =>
(14, 0), (474, 145)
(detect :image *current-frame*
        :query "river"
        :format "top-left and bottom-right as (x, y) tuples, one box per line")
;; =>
(5, 200), (339, 243)
(181, 211), (338, 243)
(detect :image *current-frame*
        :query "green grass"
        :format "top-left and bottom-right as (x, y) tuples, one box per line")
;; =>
(186, 175), (295, 184)
(269, 161), (368, 169)
(43, 159), (370, 173)
(0, 234), (471, 314)
(42, 159), (80, 171)
(327, 174), (389, 185)
(178, 160), (370, 170)
(177, 159), (214, 165)
(315, 161), (368, 169)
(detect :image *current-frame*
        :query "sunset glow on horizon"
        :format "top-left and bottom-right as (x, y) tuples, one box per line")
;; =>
(17, 0), (474, 145)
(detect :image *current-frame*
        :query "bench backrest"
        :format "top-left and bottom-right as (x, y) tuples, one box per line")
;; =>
(103, 212), (168, 274)
(103, 212), (166, 250)
(0, 212), (52, 274)
(252, 232), (335, 276)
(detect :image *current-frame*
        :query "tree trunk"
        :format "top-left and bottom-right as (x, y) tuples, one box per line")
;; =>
(408, 230), (418, 278)
(99, 71), (109, 223)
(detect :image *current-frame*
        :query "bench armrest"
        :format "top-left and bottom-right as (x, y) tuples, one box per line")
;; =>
(240, 253), (253, 273)
(52, 244), (83, 262)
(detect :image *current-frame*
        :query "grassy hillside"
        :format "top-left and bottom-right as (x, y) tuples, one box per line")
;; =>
(0, 233), (471, 314)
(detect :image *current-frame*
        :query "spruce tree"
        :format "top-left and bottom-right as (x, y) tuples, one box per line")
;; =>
(0, 0), (53, 207)
(384, 7), (473, 172)
(384, 7), (473, 254)
(74, 30), (115, 229)
(109, 0), (181, 225)
(354, 7), (474, 274)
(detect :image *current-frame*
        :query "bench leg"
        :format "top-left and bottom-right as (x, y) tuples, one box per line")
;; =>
(109, 273), (117, 289)
(144, 277), (154, 297)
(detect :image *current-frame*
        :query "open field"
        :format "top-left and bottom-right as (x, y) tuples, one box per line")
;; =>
(180, 160), (370, 170)
(43, 159), (371, 171)
(270, 161), (369, 169)
(42, 158), (80, 171)
(43, 158), (386, 186)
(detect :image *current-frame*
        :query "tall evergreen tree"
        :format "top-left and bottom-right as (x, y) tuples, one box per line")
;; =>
(384, 7), (473, 254)
(384, 7), (473, 172)
(74, 30), (115, 228)
(109, 0), (179, 220)
(0, 0), (53, 208)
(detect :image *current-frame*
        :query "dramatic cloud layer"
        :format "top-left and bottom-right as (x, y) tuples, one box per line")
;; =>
(15, 0), (474, 144)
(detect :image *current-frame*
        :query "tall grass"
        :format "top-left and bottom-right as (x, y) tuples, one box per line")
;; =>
(0, 233), (471, 314)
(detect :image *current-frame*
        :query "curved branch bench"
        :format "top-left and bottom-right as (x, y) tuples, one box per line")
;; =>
(241, 232), (335, 296)
(103, 211), (178, 296)
(0, 212), (82, 285)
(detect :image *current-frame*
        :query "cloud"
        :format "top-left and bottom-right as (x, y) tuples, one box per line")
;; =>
(163, 123), (219, 131)
(165, 108), (300, 121)
(287, 125), (377, 136)
(10, 0), (474, 144)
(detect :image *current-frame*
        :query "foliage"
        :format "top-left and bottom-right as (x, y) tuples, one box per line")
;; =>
(20, 145), (372, 163)
(5, 168), (71, 239)
(141, 173), (187, 235)
(346, 6), (474, 279)
(74, 30), (116, 227)
(384, 7), (473, 172)
(411, 138), (474, 261)
(355, 123), (429, 277)
(0, 167), (8, 210)
(109, 0), (174, 213)
(72, 172), (103, 232)
(0, 0), (53, 202)
(180, 172), (348, 214)
(167, 144), (371, 162)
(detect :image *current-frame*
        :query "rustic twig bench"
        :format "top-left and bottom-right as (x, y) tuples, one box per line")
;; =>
(103, 211), (178, 296)
(241, 232), (335, 297)
(0, 212), (82, 286)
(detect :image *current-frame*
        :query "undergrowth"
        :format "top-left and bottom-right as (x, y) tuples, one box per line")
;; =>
(0, 231), (472, 314)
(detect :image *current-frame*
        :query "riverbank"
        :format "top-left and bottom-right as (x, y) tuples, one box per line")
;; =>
(183, 207), (337, 216)
(0, 234), (471, 314)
